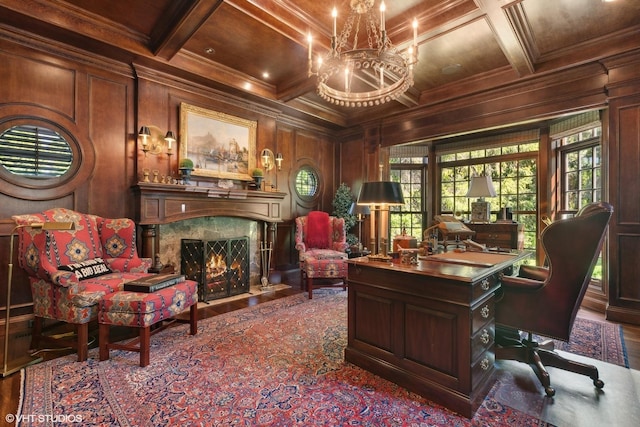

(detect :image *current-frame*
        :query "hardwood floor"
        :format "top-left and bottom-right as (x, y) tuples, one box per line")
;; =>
(2, 285), (640, 423)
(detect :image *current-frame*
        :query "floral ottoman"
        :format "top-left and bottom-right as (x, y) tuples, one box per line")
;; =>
(98, 280), (198, 366)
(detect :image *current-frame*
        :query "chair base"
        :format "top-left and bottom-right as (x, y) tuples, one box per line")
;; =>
(496, 327), (604, 396)
(31, 317), (89, 362)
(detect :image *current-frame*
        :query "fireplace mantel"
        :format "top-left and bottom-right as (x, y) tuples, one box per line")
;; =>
(133, 183), (286, 264)
(133, 183), (285, 225)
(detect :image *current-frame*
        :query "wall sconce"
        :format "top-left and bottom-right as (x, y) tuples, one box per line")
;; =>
(138, 125), (175, 157)
(261, 148), (280, 171)
(261, 149), (273, 171)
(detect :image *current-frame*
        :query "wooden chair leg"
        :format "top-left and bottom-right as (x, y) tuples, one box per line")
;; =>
(99, 323), (110, 361)
(76, 323), (89, 362)
(31, 316), (43, 350)
(189, 305), (198, 335)
(307, 277), (313, 299)
(140, 326), (150, 367)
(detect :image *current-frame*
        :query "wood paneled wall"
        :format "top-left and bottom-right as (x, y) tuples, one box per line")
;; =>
(2, 29), (640, 360)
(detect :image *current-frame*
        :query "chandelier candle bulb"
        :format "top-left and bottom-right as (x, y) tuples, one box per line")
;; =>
(310, 1), (418, 107)
(413, 18), (418, 46)
(332, 8), (337, 37)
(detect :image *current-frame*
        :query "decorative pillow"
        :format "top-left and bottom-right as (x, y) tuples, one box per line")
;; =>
(59, 257), (113, 280)
(305, 211), (330, 249)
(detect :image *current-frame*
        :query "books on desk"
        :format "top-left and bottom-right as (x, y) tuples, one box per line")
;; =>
(124, 274), (186, 293)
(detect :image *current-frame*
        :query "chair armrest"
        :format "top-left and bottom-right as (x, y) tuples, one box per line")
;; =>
(49, 270), (81, 287)
(295, 242), (307, 253)
(518, 265), (549, 281)
(105, 256), (151, 273)
(500, 275), (546, 292)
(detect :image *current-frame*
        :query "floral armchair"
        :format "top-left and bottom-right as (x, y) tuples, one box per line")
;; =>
(12, 208), (152, 361)
(294, 211), (348, 297)
(294, 211), (349, 262)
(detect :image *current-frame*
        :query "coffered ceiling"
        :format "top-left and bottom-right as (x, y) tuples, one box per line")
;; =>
(1, 0), (639, 129)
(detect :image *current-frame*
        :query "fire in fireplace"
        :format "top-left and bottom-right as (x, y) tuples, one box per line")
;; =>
(180, 237), (249, 302)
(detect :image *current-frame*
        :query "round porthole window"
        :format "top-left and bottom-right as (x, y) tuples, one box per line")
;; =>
(295, 166), (320, 199)
(0, 123), (74, 179)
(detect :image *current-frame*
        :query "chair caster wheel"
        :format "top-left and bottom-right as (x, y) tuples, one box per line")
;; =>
(594, 379), (604, 389)
(545, 387), (555, 397)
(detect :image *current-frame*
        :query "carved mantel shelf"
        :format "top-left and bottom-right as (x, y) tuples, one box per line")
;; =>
(133, 183), (286, 262)
(133, 183), (285, 225)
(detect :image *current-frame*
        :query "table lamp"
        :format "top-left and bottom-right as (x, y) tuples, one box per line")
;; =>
(3, 221), (75, 377)
(466, 175), (497, 223)
(357, 181), (404, 261)
(349, 202), (370, 251)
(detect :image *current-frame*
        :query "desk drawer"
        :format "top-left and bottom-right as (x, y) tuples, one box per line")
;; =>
(471, 296), (494, 334)
(471, 349), (495, 389)
(471, 324), (494, 361)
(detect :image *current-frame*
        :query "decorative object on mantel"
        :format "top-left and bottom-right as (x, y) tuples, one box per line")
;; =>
(179, 102), (257, 181)
(179, 158), (194, 184)
(251, 167), (264, 189)
(307, 0), (418, 107)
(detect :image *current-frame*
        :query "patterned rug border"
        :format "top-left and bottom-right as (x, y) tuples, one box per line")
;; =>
(17, 290), (628, 426)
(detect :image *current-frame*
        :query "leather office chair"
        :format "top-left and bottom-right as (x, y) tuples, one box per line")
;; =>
(495, 202), (613, 397)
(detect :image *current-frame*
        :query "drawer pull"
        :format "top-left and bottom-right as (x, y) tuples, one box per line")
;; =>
(480, 278), (490, 291)
(480, 357), (490, 371)
(481, 305), (490, 319)
(481, 329), (490, 344)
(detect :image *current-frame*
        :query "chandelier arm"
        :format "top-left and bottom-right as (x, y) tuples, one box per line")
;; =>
(312, 0), (418, 108)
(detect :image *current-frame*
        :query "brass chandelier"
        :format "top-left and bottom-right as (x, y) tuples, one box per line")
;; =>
(307, 0), (418, 107)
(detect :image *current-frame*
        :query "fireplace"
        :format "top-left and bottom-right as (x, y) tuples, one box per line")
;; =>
(181, 237), (249, 302)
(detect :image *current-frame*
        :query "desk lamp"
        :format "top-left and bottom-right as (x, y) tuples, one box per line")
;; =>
(466, 175), (497, 223)
(357, 181), (404, 261)
(2, 221), (75, 377)
(348, 202), (370, 250)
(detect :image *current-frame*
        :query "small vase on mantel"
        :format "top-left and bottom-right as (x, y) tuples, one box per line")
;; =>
(251, 168), (264, 190)
(178, 158), (194, 185)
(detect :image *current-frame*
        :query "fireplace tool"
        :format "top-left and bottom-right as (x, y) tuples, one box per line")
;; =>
(260, 241), (273, 290)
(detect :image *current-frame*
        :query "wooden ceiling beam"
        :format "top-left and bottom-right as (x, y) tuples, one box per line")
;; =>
(477, 0), (535, 77)
(152, 0), (225, 60)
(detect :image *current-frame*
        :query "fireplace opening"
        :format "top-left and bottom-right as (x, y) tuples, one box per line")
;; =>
(180, 237), (249, 302)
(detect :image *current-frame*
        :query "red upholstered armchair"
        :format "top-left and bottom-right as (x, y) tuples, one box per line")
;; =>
(12, 208), (152, 361)
(295, 211), (348, 298)
(495, 202), (613, 397)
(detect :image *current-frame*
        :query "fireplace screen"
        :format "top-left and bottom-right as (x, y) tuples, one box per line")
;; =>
(180, 237), (249, 302)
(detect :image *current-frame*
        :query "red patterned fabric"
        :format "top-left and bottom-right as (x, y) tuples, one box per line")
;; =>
(11, 208), (152, 326)
(99, 281), (198, 327)
(294, 214), (348, 262)
(303, 257), (348, 279)
(305, 211), (330, 249)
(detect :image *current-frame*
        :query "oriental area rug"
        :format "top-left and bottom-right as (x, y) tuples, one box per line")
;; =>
(18, 290), (628, 426)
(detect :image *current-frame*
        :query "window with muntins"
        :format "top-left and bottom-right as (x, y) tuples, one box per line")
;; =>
(0, 124), (73, 178)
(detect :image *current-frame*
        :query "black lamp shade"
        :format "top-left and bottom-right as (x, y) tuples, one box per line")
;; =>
(357, 181), (405, 206)
(349, 202), (370, 216)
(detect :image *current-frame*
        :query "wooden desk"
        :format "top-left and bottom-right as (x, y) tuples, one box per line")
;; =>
(466, 222), (523, 250)
(346, 251), (529, 418)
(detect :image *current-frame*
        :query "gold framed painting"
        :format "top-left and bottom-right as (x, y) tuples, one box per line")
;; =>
(179, 102), (257, 181)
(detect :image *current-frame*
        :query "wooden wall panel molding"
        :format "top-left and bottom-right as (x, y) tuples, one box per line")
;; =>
(606, 93), (640, 325)
(379, 63), (608, 145)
